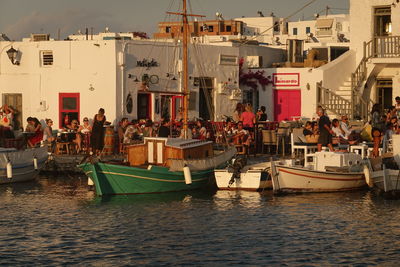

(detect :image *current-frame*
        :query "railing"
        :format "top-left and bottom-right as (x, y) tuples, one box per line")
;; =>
(317, 81), (351, 116)
(365, 36), (400, 59)
(373, 36), (400, 58)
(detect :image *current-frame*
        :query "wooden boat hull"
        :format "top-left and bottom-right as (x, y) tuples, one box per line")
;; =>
(0, 146), (48, 184)
(273, 165), (366, 193)
(214, 169), (271, 191)
(78, 162), (214, 196)
(370, 169), (400, 193)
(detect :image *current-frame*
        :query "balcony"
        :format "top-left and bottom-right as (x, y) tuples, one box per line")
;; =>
(366, 36), (400, 63)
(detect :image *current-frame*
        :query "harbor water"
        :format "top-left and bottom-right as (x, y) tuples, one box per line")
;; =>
(1, 175), (400, 265)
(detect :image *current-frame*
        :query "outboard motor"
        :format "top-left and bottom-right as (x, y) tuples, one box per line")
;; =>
(228, 156), (247, 187)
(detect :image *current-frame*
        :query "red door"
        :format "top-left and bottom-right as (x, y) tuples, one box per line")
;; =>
(59, 93), (80, 128)
(274, 89), (301, 121)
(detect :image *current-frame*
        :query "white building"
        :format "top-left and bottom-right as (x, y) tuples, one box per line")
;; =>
(245, 0), (400, 121)
(0, 31), (283, 129)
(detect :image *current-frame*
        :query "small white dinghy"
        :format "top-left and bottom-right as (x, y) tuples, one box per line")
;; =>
(364, 156), (400, 195)
(271, 151), (366, 193)
(0, 146), (48, 184)
(214, 158), (272, 191)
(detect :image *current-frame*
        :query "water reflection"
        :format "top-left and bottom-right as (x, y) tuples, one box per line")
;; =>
(1, 174), (400, 265)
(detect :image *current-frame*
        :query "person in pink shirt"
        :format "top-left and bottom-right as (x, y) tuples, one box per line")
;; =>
(240, 104), (256, 131)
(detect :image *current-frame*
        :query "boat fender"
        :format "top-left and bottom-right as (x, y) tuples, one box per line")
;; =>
(183, 165), (192, 185)
(33, 157), (38, 170)
(88, 178), (94, 186)
(6, 161), (12, 179)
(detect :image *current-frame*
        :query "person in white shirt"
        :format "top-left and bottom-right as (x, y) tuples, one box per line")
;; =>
(339, 116), (352, 138)
(332, 119), (346, 139)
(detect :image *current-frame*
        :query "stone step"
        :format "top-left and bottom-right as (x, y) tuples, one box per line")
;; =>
(342, 80), (352, 87)
(338, 85), (351, 91)
(335, 90), (352, 98)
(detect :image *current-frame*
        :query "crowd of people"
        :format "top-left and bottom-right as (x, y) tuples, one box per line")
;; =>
(3, 96), (399, 158)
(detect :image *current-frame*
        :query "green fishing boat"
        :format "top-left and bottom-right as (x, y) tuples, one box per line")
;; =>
(78, 138), (236, 196)
(78, 1), (236, 196)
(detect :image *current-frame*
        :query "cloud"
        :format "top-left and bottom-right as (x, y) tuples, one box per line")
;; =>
(3, 9), (145, 40)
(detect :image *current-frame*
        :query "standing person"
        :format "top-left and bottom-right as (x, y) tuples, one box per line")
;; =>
(43, 119), (55, 143)
(27, 118), (43, 148)
(317, 108), (334, 152)
(78, 117), (92, 153)
(91, 108), (107, 155)
(232, 103), (244, 123)
(240, 104), (256, 131)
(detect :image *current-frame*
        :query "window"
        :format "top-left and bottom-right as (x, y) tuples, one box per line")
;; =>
(306, 27), (311, 34)
(166, 26), (171, 33)
(41, 51), (53, 66)
(293, 28), (298, 35)
(226, 25), (232, 32)
(273, 22), (280, 32)
(208, 25), (214, 32)
(59, 93), (79, 128)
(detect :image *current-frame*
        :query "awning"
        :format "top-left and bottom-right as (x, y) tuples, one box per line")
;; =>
(315, 19), (333, 28)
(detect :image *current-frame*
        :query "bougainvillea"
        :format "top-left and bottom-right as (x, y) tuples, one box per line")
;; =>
(239, 57), (272, 90)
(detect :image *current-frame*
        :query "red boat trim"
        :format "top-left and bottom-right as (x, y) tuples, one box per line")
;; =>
(278, 168), (365, 181)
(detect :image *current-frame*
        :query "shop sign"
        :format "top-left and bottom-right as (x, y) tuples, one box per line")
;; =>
(272, 73), (300, 87)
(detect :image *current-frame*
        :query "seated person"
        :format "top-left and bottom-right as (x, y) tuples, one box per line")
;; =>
(142, 120), (155, 137)
(232, 121), (252, 147)
(303, 121), (319, 143)
(78, 117), (92, 134)
(124, 120), (142, 143)
(117, 117), (129, 143)
(157, 119), (170, 138)
(67, 119), (82, 152)
(27, 118), (43, 148)
(196, 120), (208, 140)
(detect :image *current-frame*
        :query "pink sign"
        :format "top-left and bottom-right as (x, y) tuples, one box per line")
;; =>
(272, 73), (300, 87)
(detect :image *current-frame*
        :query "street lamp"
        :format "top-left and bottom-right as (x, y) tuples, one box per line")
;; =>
(6, 46), (19, 65)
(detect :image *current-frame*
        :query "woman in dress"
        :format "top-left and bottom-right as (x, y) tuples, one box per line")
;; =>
(91, 108), (107, 155)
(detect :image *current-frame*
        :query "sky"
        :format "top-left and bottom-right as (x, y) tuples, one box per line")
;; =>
(0, 0), (349, 41)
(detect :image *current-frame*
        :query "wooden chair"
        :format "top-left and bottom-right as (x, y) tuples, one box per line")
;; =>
(55, 142), (69, 154)
(290, 128), (318, 158)
(262, 129), (277, 154)
(275, 122), (291, 156)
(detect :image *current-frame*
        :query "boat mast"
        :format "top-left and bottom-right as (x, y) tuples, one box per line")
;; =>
(182, 0), (189, 139)
(168, 0), (204, 139)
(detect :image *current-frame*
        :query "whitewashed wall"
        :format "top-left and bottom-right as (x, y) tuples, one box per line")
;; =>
(0, 40), (117, 129)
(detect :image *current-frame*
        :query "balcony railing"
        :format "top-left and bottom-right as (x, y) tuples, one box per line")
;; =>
(366, 36), (400, 58)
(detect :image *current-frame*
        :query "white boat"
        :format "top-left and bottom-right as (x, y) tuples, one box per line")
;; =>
(214, 159), (272, 191)
(271, 151), (366, 193)
(364, 157), (400, 195)
(0, 146), (49, 184)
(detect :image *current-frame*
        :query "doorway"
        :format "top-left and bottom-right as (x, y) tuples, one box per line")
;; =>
(274, 89), (301, 121)
(377, 79), (393, 112)
(374, 7), (391, 37)
(198, 77), (214, 121)
(137, 93), (151, 120)
(2, 93), (22, 130)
